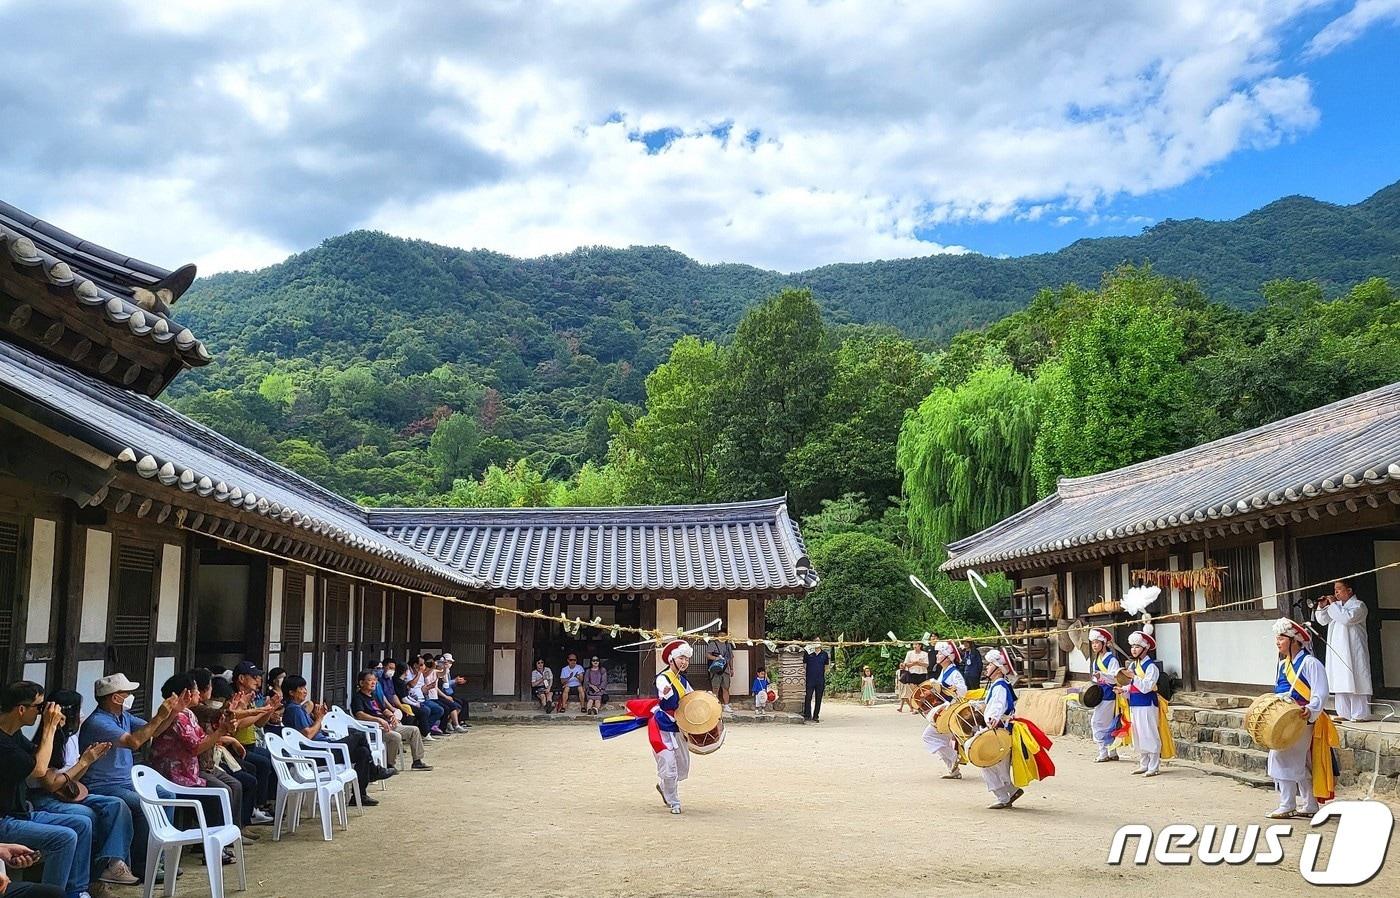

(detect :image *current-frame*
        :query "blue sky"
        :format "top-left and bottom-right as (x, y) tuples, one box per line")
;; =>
(1, 1), (1398, 273)
(926, 11), (1400, 257)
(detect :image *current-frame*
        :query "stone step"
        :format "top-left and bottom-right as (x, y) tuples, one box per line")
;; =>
(1173, 691), (1252, 710)
(1175, 740), (1273, 776)
(1177, 758), (1276, 790)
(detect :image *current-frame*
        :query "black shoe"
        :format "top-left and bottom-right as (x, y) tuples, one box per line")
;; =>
(412, 760), (434, 771)
(460, 722), (472, 728)
(360, 795), (380, 807)
(384, 767), (399, 778)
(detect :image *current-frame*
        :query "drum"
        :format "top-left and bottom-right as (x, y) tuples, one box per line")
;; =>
(1244, 693), (1308, 751)
(684, 719), (727, 755)
(939, 696), (985, 740)
(1079, 683), (1105, 708)
(765, 689), (777, 704)
(1114, 669), (1134, 687)
(911, 681), (945, 716)
(966, 727), (1013, 768)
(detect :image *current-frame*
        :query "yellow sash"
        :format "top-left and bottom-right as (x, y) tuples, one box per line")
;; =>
(1132, 659), (1175, 759)
(1281, 652), (1337, 802)
(660, 667), (690, 699)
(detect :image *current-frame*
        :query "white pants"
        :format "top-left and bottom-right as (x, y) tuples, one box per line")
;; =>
(981, 756), (1015, 803)
(1130, 704), (1162, 772)
(1334, 693), (1371, 720)
(754, 693), (768, 711)
(921, 724), (958, 770)
(1091, 701), (1119, 755)
(1268, 722), (1316, 812)
(654, 730), (691, 808)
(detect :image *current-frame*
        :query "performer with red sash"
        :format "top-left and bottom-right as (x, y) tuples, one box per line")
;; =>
(599, 639), (694, 815)
(976, 648), (1054, 809)
(1268, 618), (1339, 819)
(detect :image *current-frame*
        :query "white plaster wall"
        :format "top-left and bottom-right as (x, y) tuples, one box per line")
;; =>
(267, 652), (281, 672)
(23, 518), (56, 643)
(494, 598), (517, 642)
(22, 662), (46, 690)
(1153, 622), (1182, 677)
(1169, 556), (1181, 613)
(76, 659), (106, 724)
(1194, 619), (1277, 685)
(152, 656), (176, 715)
(655, 599), (678, 673)
(268, 567), (284, 642)
(79, 529), (112, 642)
(1120, 563), (1130, 597)
(1192, 551), (1206, 611)
(302, 575), (316, 635)
(156, 543), (182, 642)
(1102, 566), (1113, 602)
(493, 649), (516, 695)
(1382, 620), (1400, 690)
(1259, 541), (1277, 610)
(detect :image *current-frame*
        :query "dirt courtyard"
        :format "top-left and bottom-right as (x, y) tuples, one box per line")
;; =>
(229, 700), (1398, 897)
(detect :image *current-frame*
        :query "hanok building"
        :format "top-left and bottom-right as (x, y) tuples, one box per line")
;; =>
(942, 382), (1400, 699)
(0, 201), (815, 716)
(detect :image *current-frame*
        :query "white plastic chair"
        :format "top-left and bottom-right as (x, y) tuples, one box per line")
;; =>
(263, 731), (345, 841)
(326, 706), (390, 789)
(131, 765), (246, 898)
(278, 727), (363, 817)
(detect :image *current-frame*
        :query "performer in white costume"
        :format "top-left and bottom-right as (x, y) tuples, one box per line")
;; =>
(1312, 578), (1373, 721)
(920, 641), (968, 779)
(1267, 617), (1331, 819)
(1087, 628), (1124, 762)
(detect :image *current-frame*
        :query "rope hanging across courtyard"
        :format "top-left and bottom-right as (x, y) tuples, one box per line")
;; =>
(190, 525), (1400, 654)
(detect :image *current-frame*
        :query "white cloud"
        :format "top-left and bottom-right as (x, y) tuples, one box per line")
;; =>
(1307, 0), (1400, 57)
(0, 0), (1380, 273)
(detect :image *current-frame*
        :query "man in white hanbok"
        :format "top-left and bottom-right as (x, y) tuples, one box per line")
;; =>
(920, 641), (968, 779)
(1267, 618), (1329, 819)
(977, 649), (1022, 809)
(1312, 579), (1373, 721)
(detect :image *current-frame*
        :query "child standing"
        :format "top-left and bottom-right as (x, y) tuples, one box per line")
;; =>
(752, 667), (771, 715)
(860, 666), (876, 706)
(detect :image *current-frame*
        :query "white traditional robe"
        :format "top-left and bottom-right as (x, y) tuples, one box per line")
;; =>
(1127, 658), (1163, 773)
(978, 678), (1015, 804)
(920, 666), (968, 769)
(1090, 653), (1122, 750)
(1267, 650), (1328, 813)
(1313, 597), (1373, 699)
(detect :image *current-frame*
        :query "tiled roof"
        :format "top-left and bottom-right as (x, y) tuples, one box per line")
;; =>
(0, 201), (210, 372)
(0, 339), (483, 590)
(368, 498), (818, 593)
(942, 382), (1400, 573)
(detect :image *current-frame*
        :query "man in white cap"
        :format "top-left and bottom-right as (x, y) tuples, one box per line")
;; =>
(977, 648), (1023, 809)
(77, 674), (181, 883)
(920, 641), (968, 779)
(1088, 628), (1124, 762)
(1115, 627), (1173, 777)
(1267, 618), (1333, 819)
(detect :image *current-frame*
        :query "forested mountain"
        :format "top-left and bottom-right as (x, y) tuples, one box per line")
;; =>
(166, 180), (1400, 502)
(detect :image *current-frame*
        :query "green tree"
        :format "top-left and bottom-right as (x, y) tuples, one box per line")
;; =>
(716, 288), (834, 505)
(428, 413), (483, 489)
(765, 532), (915, 641)
(1031, 271), (1191, 492)
(610, 336), (724, 503)
(785, 328), (934, 511)
(897, 363), (1040, 558)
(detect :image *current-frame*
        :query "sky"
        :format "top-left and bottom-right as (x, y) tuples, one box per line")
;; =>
(1, 0), (1398, 274)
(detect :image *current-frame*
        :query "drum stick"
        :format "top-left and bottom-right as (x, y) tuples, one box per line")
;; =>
(909, 574), (963, 640)
(965, 569), (1017, 659)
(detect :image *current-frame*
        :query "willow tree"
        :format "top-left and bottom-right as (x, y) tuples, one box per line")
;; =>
(896, 363), (1040, 559)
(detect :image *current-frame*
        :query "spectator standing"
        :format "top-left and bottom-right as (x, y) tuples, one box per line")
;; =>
(77, 674), (182, 882)
(752, 667), (771, 715)
(803, 645), (831, 723)
(556, 656), (585, 712)
(860, 666), (876, 707)
(2, 681), (98, 898)
(960, 640), (983, 691)
(897, 642), (929, 713)
(530, 660), (553, 713)
(351, 670), (430, 771)
(28, 689), (139, 886)
(583, 658), (608, 716)
(705, 636), (735, 713)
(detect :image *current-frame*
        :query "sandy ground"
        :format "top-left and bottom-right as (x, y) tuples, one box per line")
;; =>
(219, 700), (1398, 897)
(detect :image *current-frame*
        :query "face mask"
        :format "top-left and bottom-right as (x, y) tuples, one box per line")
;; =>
(122, 695), (135, 710)
(207, 699), (225, 710)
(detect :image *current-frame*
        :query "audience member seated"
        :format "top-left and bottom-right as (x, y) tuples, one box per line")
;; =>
(1, 841), (63, 898)
(556, 655), (586, 712)
(530, 660), (552, 713)
(280, 676), (390, 804)
(1, 681), (96, 898)
(437, 655), (471, 731)
(584, 658), (608, 716)
(408, 658), (448, 738)
(187, 670), (267, 833)
(149, 674), (237, 867)
(77, 673), (182, 885)
(228, 662), (280, 818)
(27, 689), (139, 887)
(350, 671), (430, 772)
